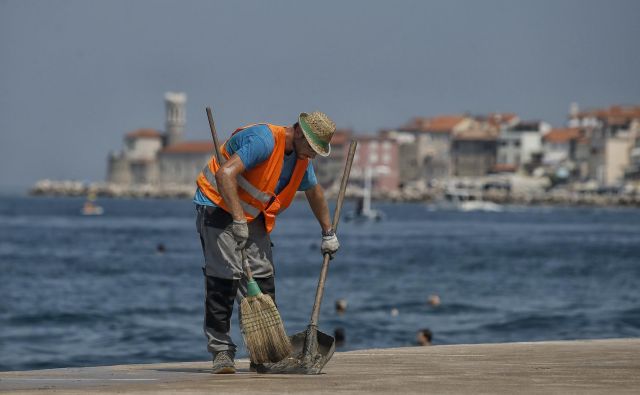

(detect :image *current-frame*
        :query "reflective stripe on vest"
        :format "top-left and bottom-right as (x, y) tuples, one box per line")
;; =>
(201, 164), (262, 217)
(201, 161), (271, 204)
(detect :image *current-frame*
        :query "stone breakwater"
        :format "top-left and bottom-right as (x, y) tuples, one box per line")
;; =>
(478, 188), (640, 207)
(29, 179), (640, 207)
(29, 180), (195, 199)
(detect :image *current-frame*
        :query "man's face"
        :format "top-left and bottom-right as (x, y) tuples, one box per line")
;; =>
(294, 124), (318, 160)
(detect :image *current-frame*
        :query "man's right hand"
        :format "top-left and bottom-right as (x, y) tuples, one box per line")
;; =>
(231, 219), (249, 249)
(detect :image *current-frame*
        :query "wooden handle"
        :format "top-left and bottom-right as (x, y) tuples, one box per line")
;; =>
(309, 140), (358, 327)
(330, 142), (357, 235)
(241, 248), (253, 281)
(205, 107), (253, 281)
(206, 107), (225, 165)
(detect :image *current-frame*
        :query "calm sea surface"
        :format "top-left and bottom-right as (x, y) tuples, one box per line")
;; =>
(1, 196), (639, 371)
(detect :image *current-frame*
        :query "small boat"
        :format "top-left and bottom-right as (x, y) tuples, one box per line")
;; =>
(459, 200), (502, 212)
(81, 193), (104, 216)
(430, 188), (503, 212)
(345, 197), (384, 221)
(345, 166), (384, 222)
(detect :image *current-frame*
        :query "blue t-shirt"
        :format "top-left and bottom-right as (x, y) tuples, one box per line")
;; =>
(193, 124), (317, 206)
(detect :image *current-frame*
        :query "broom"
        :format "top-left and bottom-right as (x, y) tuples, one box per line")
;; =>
(239, 249), (292, 363)
(205, 107), (292, 364)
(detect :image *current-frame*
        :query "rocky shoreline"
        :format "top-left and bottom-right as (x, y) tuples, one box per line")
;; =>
(28, 179), (640, 207)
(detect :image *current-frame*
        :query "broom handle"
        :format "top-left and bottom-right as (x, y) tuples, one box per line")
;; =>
(309, 140), (357, 327)
(206, 107), (254, 282)
(206, 107), (224, 165)
(241, 248), (254, 280)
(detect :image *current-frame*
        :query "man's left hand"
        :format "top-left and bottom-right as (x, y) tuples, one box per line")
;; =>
(321, 229), (340, 259)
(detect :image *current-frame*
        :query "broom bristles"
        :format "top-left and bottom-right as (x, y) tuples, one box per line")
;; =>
(240, 294), (292, 364)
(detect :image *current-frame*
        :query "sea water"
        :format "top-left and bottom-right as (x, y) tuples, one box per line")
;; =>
(1, 196), (639, 371)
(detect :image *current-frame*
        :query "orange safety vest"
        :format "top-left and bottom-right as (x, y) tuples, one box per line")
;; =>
(196, 124), (309, 233)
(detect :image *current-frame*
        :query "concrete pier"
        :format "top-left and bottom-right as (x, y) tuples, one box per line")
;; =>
(1, 338), (639, 394)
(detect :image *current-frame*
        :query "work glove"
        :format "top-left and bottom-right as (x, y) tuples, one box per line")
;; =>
(321, 229), (340, 259)
(231, 219), (249, 250)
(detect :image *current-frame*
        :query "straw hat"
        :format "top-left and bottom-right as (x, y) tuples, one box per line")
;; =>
(298, 111), (336, 157)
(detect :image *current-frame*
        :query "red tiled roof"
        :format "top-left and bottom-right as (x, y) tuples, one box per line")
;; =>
(577, 105), (640, 124)
(543, 128), (581, 143)
(400, 117), (430, 131)
(125, 128), (162, 139)
(161, 141), (214, 154)
(401, 115), (467, 133)
(607, 116), (633, 126)
(427, 115), (468, 132)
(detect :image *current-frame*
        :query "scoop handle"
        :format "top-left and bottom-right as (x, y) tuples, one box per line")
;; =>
(309, 140), (357, 327)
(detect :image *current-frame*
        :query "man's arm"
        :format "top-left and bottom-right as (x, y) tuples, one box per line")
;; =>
(215, 154), (247, 221)
(305, 184), (333, 233)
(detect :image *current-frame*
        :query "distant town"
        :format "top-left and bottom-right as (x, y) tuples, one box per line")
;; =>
(31, 92), (640, 207)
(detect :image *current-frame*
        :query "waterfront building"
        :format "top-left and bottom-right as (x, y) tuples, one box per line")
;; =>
(569, 104), (640, 186)
(104, 94), (640, 194)
(542, 127), (582, 181)
(381, 130), (420, 188)
(107, 92), (212, 187)
(627, 147), (640, 182)
(394, 115), (472, 184)
(158, 141), (213, 185)
(351, 135), (400, 193)
(496, 120), (549, 172)
(107, 128), (163, 184)
(542, 128), (580, 165)
(314, 130), (401, 195)
(451, 122), (499, 177)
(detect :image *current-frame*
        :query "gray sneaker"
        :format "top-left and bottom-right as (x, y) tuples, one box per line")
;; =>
(212, 350), (236, 374)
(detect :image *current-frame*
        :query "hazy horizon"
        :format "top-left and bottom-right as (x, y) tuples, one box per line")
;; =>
(2, 0), (639, 190)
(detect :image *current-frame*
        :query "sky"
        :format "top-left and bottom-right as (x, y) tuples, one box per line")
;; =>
(1, 0), (639, 190)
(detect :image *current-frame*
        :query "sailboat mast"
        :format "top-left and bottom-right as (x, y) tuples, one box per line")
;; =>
(364, 166), (372, 214)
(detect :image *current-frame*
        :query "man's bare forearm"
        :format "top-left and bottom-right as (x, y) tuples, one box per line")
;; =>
(305, 184), (332, 232)
(215, 155), (247, 221)
(216, 171), (245, 221)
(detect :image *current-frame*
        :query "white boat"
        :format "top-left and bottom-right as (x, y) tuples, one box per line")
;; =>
(459, 200), (502, 212)
(430, 188), (503, 212)
(345, 166), (384, 221)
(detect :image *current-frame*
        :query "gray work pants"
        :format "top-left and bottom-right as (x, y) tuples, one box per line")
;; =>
(195, 204), (275, 355)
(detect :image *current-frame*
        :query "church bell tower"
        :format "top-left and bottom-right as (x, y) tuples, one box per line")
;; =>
(164, 92), (186, 146)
